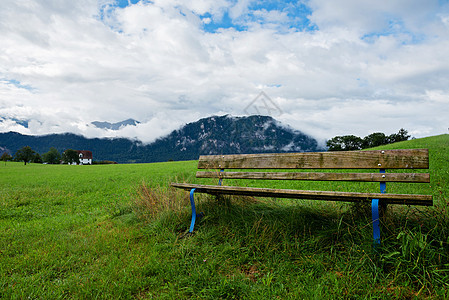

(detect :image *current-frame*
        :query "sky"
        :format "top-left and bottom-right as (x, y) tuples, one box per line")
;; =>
(1, 0), (449, 144)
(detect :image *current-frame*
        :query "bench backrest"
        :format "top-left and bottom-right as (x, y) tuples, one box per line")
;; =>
(196, 149), (430, 183)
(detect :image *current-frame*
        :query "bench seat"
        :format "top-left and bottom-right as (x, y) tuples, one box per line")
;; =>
(171, 183), (433, 206)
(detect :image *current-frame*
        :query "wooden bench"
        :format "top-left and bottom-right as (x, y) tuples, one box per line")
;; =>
(171, 149), (432, 244)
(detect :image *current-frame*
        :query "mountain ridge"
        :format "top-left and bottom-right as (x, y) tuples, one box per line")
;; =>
(0, 115), (322, 163)
(91, 119), (141, 130)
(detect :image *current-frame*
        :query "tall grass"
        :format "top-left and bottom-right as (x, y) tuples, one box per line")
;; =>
(134, 182), (190, 220)
(131, 185), (447, 297)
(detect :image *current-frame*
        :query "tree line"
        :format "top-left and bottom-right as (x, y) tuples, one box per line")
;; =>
(1, 146), (81, 165)
(326, 128), (411, 151)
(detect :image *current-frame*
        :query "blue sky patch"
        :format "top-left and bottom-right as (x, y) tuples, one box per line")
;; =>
(98, 0), (318, 34)
(201, 0), (318, 33)
(248, 0), (316, 30)
(361, 18), (425, 45)
(201, 12), (247, 32)
(114, 0), (141, 9)
(3, 79), (34, 91)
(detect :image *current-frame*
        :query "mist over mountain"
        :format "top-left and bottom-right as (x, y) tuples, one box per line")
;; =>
(0, 115), (321, 163)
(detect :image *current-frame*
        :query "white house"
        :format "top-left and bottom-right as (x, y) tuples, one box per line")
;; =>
(77, 150), (93, 165)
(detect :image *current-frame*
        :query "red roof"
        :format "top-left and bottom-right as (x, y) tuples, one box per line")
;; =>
(77, 150), (93, 159)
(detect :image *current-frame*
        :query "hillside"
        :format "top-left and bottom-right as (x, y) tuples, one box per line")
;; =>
(0, 115), (321, 163)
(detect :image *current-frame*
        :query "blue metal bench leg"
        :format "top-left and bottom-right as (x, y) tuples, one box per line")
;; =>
(189, 188), (204, 233)
(189, 188), (197, 232)
(372, 198), (381, 246)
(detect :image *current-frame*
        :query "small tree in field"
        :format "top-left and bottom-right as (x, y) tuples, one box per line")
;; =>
(14, 146), (36, 165)
(63, 149), (79, 164)
(1, 152), (12, 165)
(33, 153), (43, 164)
(43, 147), (62, 164)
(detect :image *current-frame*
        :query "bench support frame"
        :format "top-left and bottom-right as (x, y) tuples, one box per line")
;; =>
(189, 169), (224, 232)
(189, 168), (388, 244)
(189, 188), (204, 233)
(189, 188), (197, 232)
(372, 199), (380, 245)
(371, 168), (386, 245)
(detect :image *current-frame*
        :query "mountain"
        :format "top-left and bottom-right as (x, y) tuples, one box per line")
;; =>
(91, 119), (140, 130)
(0, 115), (321, 163)
(0, 146), (12, 156)
(0, 117), (29, 128)
(143, 115), (320, 162)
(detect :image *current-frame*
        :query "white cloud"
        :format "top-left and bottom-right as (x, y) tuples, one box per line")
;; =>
(1, 0), (448, 144)
(308, 0), (440, 35)
(229, 0), (253, 20)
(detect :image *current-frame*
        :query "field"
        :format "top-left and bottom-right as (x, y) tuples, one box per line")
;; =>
(1, 134), (448, 299)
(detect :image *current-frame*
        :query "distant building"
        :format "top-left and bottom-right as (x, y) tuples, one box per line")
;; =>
(77, 150), (92, 165)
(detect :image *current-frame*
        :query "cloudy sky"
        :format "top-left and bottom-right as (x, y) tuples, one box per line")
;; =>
(1, 0), (448, 143)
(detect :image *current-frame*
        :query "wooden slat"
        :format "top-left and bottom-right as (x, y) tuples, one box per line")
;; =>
(197, 149), (429, 170)
(170, 183), (433, 206)
(196, 171), (430, 183)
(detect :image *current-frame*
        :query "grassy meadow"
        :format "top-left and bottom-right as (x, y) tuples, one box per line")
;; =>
(1, 134), (448, 299)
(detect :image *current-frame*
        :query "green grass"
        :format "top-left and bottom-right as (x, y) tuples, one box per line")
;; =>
(1, 135), (448, 299)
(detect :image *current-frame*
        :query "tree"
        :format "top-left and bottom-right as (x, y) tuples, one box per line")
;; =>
(63, 149), (79, 164)
(326, 135), (363, 151)
(327, 128), (411, 151)
(14, 146), (36, 165)
(1, 152), (12, 165)
(33, 153), (43, 164)
(43, 147), (62, 164)
(362, 132), (387, 149)
(388, 128), (411, 144)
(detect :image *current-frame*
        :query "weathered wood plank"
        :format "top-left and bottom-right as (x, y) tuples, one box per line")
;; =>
(197, 149), (429, 169)
(170, 183), (433, 206)
(196, 171), (430, 183)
